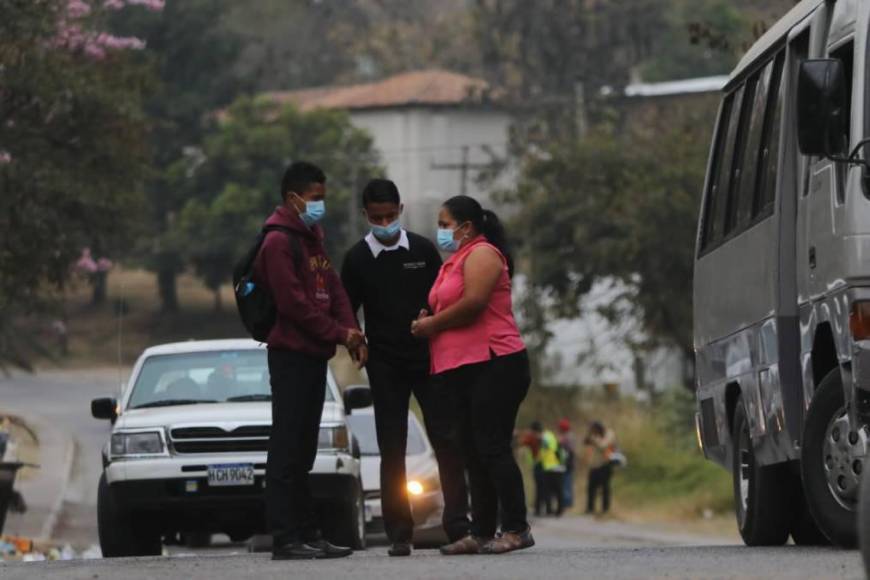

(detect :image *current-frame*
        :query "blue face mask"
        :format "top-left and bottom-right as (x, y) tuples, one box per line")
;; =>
(300, 199), (326, 226)
(370, 218), (401, 242)
(437, 228), (459, 252)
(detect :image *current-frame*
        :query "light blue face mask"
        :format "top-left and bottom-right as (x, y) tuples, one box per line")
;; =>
(437, 227), (459, 252)
(370, 218), (401, 242)
(300, 199), (326, 226)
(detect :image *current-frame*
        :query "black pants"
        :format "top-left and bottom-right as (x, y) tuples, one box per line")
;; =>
(266, 349), (328, 546)
(533, 463), (546, 516)
(543, 471), (565, 516)
(587, 463), (613, 513)
(366, 357), (470, 543)
(434, 350), (531, 538)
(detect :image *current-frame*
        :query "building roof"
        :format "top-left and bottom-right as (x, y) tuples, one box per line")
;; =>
(624, 75), (729, 98)
(263, 69), (493, 112)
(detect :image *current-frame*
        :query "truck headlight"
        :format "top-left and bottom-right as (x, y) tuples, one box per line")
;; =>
(110, 431), (166, 458)
(318, 425), (350, 451)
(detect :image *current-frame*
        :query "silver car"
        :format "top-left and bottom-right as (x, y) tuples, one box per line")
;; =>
(345, 407), (448, 546)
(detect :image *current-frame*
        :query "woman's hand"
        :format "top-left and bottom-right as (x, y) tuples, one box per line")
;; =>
(411, 309), (438, 338)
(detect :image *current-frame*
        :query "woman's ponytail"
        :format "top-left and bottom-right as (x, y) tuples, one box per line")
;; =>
(442, 195), (515, 278)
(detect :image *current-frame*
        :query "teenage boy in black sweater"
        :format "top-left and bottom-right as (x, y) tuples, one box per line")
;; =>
(341, 179), (469, 557)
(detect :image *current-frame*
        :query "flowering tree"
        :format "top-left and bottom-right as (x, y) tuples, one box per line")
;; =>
(0, 0), (157, 368)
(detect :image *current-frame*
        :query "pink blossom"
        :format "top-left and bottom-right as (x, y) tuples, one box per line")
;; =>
(103, 0), (125, 8)
(75, 248), (98, 274)
(125, 0), (165, 11)
(66, 0), (91, 18)
(96, 257), (114, 272)
(0, 152), (11, 164)
(94, 33), (145, 50)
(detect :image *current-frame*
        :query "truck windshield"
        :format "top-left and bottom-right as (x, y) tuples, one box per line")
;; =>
(127, 350), (335, 409)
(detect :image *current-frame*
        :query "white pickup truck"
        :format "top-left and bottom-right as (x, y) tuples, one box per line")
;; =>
(91, 339), (371, 557)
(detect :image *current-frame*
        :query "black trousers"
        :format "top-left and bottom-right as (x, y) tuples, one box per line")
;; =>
(543, 471), (565, 516)
(434, 350), (531, 538)
(366, 356), (470, 543)
(587, 463), (613, 513)
(266, 349), (328, 545)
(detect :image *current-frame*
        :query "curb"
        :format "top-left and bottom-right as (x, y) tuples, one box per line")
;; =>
(37, 435), (75, 542)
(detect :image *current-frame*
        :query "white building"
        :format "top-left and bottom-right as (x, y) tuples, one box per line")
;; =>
(265, 69), (512, 236)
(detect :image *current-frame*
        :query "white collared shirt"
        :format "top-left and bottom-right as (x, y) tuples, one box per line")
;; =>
(365, 229), (410, 258)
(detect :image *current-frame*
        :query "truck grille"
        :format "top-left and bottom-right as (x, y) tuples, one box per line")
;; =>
(170, 425), (271, 454)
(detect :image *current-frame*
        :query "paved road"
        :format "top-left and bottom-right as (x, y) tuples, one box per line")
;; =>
(0, 369), (866, 579)
(0, 367), (121, 544)
(0, 544), (864, 580)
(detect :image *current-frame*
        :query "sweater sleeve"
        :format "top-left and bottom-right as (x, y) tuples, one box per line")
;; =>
(340, 246), (363, 315)
(328, 266), (360, 331)
(260, 235), (347, 345)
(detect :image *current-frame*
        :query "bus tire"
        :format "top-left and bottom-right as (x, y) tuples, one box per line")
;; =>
(790, 475), (830, 546)
(801, 368), (858, 548)
(732, 395), (791, 546)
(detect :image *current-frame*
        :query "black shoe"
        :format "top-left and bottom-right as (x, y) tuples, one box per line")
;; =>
(272, 542), (326, 560)
(389, 542), (412, 557)
(305, 539), (353, 558)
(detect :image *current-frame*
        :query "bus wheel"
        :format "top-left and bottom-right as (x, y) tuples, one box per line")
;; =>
(800, 368), (860, 548)
(732, 395), (791, 545)
(789, 473), (830, 546)
(858, 460), (870, 571)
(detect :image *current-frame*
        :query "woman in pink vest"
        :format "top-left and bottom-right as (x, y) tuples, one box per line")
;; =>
(411, 195), (533, 555)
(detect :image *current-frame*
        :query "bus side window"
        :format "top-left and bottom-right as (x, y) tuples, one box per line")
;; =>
(829, 39), (854, 203)
(701, 95), (734, 250)
(754, 53), (785, 217)
(727, 70), (764, 234)
(702, 88), (744, 249)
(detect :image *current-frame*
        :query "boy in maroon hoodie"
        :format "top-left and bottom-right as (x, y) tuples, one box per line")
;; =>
(254, 161), (366, 560)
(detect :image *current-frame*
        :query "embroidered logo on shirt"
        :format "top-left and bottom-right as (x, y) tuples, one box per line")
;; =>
(403, 261), (427, 270)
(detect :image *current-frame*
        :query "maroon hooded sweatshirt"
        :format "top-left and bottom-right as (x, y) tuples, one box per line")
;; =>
(253, 206), (358, 359)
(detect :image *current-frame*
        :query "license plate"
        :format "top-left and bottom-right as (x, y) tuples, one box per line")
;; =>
(208, 463), (255, 487)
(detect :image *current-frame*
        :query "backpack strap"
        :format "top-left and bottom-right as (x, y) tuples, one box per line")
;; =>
(262, 225), (303, 273)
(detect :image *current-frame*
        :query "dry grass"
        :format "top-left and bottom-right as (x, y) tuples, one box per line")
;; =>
(515, 384), (734, 532)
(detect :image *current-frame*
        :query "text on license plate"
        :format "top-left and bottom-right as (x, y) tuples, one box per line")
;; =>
(208, 463), (255, 486)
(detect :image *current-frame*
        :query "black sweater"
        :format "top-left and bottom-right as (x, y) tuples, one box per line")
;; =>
(341, 232), (442, 368)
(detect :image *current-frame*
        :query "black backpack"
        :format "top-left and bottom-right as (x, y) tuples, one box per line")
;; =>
(232, 225), (302, 342)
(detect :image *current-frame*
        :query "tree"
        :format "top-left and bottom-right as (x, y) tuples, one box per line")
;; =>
(0, 0), (152, 369)
(109, 0), (246, 312)
(173, 96), (382, 308)
(511, 97), (717, 386)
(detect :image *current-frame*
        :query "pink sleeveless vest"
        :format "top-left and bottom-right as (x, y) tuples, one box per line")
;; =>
(428, 236), (526, 375)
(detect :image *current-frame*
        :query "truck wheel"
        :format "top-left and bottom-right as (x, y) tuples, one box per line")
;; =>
(325, 484), (366, 550)
(97, 474), (162, 557)
(732, 396), (791, 545)
(801, 368), (860, 548)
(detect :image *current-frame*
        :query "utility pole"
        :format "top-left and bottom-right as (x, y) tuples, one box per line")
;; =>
(430, 145), (490, 196)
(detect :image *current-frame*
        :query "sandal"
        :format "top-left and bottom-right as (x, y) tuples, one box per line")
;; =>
(480, 527), (535, 554)
(439, 535), (490, 556)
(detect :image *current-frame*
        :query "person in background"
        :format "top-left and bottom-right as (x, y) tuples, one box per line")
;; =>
(537, 422), (565, 516)
(520, 422), (546, 517)
(584, 420), (618, 515)
(341, 178), (468, 557)
(254, 161), (367, 561)
(557, 418), (576, 510)
(411, 195), (534, 555)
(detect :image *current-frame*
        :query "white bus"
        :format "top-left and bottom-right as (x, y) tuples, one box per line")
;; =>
(694, 0), (870, 548)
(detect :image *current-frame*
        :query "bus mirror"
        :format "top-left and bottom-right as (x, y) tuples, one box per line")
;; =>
(797, 59), (848, 157)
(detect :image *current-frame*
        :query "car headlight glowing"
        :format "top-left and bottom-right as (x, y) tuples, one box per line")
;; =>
(407, 480), (424, 496)
(110, 431), (165, 457)
(318, 425), (350, 451)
